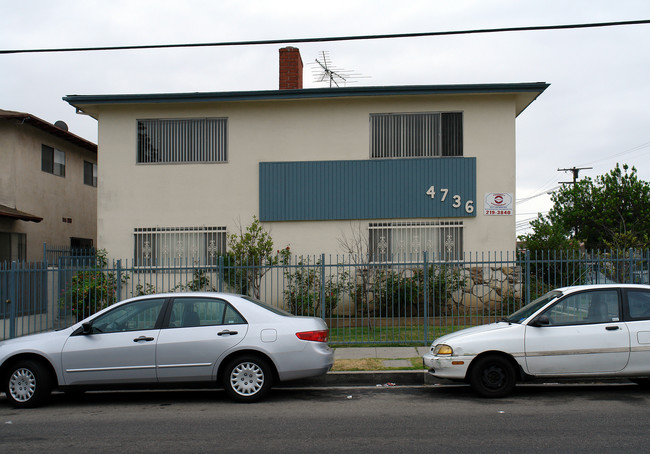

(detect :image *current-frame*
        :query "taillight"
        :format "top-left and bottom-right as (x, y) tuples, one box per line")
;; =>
(296, 330), (329, 343)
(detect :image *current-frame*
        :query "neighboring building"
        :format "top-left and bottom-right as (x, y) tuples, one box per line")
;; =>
(64, 47), (547, 264)
(0, 109), (97, 262)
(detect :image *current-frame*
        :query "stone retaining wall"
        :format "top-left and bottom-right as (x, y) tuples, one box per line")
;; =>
(450, 266), (523, 314)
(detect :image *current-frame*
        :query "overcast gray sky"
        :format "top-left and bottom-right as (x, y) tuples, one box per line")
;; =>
(2, 0), (649, 235)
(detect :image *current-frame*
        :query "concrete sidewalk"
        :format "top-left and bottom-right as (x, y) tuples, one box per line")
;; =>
(334, 346), (430, 360)
(335, 346), (430, 369)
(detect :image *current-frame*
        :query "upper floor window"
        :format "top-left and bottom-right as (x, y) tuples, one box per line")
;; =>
(84, 161), (97, 187)
(134, 226), (227, 267)
(370, 112), (463, 158)
(41, 145), (65, 176)
(137, 118), (227, 164)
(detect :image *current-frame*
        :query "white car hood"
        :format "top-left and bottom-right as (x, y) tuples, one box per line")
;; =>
(432, 322), (513, 346)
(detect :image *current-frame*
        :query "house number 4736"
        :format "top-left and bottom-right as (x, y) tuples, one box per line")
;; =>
(426, 186), (474, 214)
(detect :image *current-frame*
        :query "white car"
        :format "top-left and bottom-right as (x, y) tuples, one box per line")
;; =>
(423, 284), (650, 397)
(0, 293), (334, 407)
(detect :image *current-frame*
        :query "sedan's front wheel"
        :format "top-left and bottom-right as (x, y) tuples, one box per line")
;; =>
(5, 360), (53, 408)
(468, 355), (516, 398)
(222, 355), (273, 403)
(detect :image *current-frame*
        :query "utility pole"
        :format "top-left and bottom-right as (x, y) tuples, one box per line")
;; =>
(558, 166), (592, 184)
(557, 166), (592, 241)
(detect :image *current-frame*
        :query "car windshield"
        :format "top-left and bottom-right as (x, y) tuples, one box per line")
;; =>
(241, 296), (294, 317)
(505, 291), (563, 323)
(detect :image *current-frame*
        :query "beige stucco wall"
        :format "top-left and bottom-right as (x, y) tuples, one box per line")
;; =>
(0, 121), (97, 261)
(93, 93), (519, 260)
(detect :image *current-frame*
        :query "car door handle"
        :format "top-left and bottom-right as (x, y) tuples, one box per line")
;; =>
(605, 326), (620, 331)
(218, 330), (238, 336)
(133, 336), (155, 342)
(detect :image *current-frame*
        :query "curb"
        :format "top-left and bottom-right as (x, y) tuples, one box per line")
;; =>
(277, 371), (636, 389)
(278, 370), (442, 388)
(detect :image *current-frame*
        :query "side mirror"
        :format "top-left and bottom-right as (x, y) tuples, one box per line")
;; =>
(531, 315), (550, 327)
(82, 322), (93, 334)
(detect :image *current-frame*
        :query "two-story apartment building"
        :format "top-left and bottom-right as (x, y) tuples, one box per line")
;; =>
(64, 47), (547, 265)
(0, 109), (97, 262)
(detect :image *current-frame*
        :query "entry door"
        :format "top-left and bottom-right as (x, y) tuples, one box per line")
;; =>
(155, 297), (248, 382)
(61, 298), (167, 385)
(525, 289), (630, 375)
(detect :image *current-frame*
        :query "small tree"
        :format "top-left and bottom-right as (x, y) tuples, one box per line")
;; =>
(338, 224), (376, 314)
(228, 216), (285, 299)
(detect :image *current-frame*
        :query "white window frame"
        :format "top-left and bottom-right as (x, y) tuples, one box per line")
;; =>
(134, 226), (227, 267)
(368, 221), (463, 262)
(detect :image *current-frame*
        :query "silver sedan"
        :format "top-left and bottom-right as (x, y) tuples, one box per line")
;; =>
(0, 293), (334, 407)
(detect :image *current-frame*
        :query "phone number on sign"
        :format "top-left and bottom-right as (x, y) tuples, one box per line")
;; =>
(485, 210), (512, 215)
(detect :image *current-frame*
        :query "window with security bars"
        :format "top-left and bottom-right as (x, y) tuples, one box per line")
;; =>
(370, 112), (463, 158)
(369, 221), (463, 262)
(137, 118), (227, 164)
(134, 226), (227, 266)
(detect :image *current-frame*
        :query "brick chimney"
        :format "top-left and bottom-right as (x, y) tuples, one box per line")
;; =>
(279, 47), (303, 90)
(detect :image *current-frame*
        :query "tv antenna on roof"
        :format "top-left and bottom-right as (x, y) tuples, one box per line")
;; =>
(309, 51), (368, 88)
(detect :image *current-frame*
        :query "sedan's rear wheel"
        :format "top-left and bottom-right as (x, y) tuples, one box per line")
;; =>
(469, 355), (516, 398)
(222, 355), (272, 403)
(5, 360), (53, 408)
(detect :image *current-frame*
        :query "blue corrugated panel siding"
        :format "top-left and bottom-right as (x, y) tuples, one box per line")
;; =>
(259, 157), (476, 221)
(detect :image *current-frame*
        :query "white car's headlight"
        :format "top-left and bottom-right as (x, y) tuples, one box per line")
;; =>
(433, 344), (453, 355)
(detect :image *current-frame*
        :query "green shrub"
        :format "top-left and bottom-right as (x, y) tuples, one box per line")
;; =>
(59, 250), (128, 321)
(283, 256), (349, 318)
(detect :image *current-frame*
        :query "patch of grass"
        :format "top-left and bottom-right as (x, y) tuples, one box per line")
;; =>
(332, 357), (425, 371)
(332, 358), (384, 371)
(329, 324), (471, 345)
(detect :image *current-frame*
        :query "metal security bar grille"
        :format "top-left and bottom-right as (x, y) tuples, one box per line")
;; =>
(134, 226), (226, 266)
(370, 112), (462, 158)
(137, 118), (227, 164)
(369, 221), (463, 262)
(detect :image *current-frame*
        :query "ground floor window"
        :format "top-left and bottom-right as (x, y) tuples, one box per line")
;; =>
(369, 221), (463, 262)
(134, 226), (226, 267)
(0, 232), (26, 262)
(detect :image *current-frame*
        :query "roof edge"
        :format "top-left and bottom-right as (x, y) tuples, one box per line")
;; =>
(64, 83), (550, 107)
(0, 109), (97, 153)
(0, 204), (43, 223)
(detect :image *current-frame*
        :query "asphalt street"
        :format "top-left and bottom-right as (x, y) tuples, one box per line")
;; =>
(1, 383), (648, 453)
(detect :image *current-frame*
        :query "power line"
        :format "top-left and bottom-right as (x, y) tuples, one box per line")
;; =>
(2, 19), (649, 55)
(578, 140), (650, 168)
(516, 185), (560, 204)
